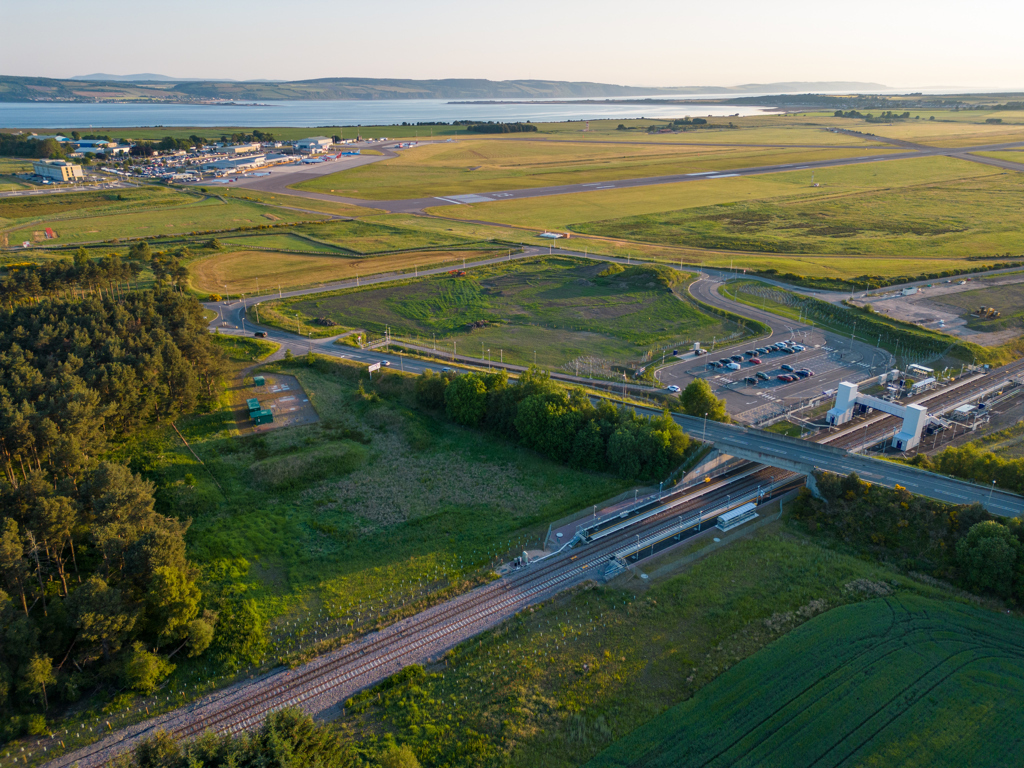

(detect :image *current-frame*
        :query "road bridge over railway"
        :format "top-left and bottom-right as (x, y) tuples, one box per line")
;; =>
(662, 413), (1024, 518)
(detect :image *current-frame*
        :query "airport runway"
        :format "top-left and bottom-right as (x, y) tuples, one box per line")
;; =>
(217, 136), (1024, 215)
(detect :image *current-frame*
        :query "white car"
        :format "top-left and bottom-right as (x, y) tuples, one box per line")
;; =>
(665, 384), (681, 393)
(726, 362), (742, 371)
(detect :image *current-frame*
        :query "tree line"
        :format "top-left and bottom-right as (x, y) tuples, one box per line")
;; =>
(416, 367), (692, 481)
(794, 471), (1024, 604)
(908, 442), (1024, 496)
(0, 286), (229, 725)
(465, 122), (538, 134)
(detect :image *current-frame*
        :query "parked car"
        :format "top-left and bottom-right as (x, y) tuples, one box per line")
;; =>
(781, 364), (795, 372)
(798, 369), (814, 377)
(777, 374), (795, 382)
(726, 362), (741, 371)
(756, 347), (768, 354)
(719, 359), (731, 366)
(755, 371), (769, 381)
(745, 350), (757, 356)
(730, 355), (743, 362)
(750, 357), (762, 365)
(665, 384), (681, 393)
(781, 346), (796, 354)
(791, 344), (805, 352)
(745, 376), (758, 385)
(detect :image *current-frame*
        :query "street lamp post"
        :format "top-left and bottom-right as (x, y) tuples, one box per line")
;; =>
(703, 413), (708, 442)
(990, 480), (996, 502)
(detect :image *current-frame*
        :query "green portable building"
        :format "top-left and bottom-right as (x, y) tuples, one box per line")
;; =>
(246, 398), (260, 414)
(254, 375), (265, 387)
(252, 409), (274, 425)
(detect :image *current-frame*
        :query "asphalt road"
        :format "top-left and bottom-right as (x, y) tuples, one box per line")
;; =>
(677, 413), (1023, 517)
(656, 275), (890, 421)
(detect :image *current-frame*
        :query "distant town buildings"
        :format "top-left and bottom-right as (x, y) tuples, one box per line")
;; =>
(32, 159), (85, 181)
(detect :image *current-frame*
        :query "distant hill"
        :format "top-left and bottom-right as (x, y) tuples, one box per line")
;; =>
(735, 81), (889, 92)
(70, 73), (186, 82)
(0, 74), (895, 103)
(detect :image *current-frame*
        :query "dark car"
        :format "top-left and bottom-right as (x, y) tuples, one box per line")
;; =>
(798, 369), (814, 377)
(254, 331), (267, 337)
(781, 346), (796, 354)
(719, 359), (731, 366)
(756, 347), (768, 354)
(730, 355), (743, 362)
(745, 350), (757, 356)
(755, 371), (769, 381)
(781, 364), (795, 372)
(745, 376), (758, 385)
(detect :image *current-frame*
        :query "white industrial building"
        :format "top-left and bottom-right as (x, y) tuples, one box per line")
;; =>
(223, 143), (262, 156)
(202, 155), (267, 172)
(295, 136), (332, 154)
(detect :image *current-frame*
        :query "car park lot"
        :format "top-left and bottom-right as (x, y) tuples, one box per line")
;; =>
(657, 328), (889, 423)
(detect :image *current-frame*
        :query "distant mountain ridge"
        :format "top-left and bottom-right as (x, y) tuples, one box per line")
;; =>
(0, 74), (892, 103)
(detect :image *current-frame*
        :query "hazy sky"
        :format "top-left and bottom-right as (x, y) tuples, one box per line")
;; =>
(5, 0), (1023, 89)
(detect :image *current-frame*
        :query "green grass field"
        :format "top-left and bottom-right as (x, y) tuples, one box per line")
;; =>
(587, 594), (1024, 768)
(295, 140), (894, 200)
(0, 157), (34, 191)
(4, 195), (323, 244)
(573, 165), (1024, 259)
(426, 156), (994, 232)
(0, 184), (186, 225)
(190, 248), (500, 295)
(137, 356), (628, 650)
(971, 149), (1024, 165)
(268, 256), (739, 366)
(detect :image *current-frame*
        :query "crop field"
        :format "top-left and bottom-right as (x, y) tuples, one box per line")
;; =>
(0, 184), (187, 225)
(273, 256), (738, 365)
(587, 594), (1024, 768)
(573, 165), (1024, 260)
(190, 247), (500, 294)
(295, 139), (894, 200)
(4, 195), (323, 243)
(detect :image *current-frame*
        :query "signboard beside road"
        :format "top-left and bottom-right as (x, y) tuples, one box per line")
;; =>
(368, 362), (381, 379)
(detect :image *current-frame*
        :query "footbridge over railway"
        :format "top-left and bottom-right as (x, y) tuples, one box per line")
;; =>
(661, 413), (1024, 518)
(827, 381), (928, 451)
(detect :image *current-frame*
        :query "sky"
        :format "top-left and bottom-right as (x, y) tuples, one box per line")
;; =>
(4, 0), (1024, 89)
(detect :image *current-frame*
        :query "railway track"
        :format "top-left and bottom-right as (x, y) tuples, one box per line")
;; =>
(175, 468), (785, 739)
(52, 468), (789, 767)
(817, 359), (1024, 453)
